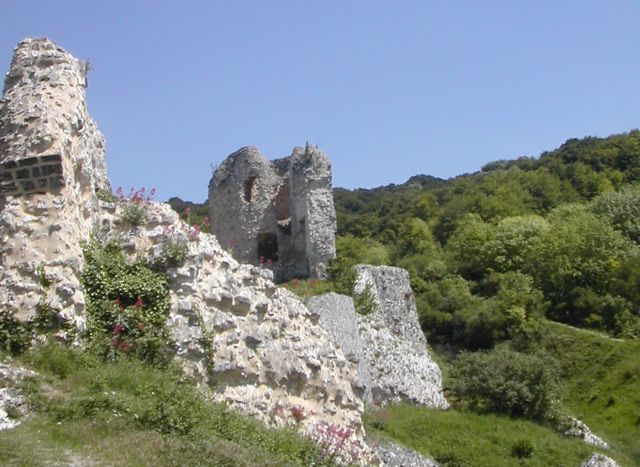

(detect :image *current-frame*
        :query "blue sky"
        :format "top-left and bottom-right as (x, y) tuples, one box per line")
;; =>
(2, 1), (639, 202)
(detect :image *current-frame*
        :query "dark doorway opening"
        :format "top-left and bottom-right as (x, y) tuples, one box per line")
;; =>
(258, 232), (278, 262)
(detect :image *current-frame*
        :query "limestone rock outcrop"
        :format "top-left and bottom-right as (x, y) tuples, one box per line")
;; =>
(370, 441), (439, 467)
(354, 265), (449, 408)
(565, 416), (610, 449)
(208, 145), (336, 282)
(580, 453), (620, 467)
(307, 293), (371, 401)
(0, 38), (108, 326)
(308, 267), (449, 409)
(0, 363), (37, 431)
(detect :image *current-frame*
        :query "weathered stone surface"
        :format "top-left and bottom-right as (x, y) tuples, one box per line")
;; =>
(208, 144), (336, 282)
(580, 453), (620, 467)
(354, 265), (449, 408)
(308, 268), (449, 410)
(0, 39), (365, 439)
(0, 38), (108, 328)
(370, 441), (438, 467)
(0, 362), (38, 431)
(565, 416), (610, 449)
(307, 293), (371, 402)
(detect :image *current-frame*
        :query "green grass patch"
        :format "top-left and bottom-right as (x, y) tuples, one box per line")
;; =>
(365, 404), (601, 467)
(280, 278), (339, 299)
(0, 341), (326, 466)
(541, 321), (640, 465)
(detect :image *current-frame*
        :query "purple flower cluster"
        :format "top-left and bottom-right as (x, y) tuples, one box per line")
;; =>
(311, 421), (364, 464)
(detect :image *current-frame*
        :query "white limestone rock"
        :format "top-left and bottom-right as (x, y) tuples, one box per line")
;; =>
(0, 38), (107, 328)
(354, 265), (449, 408)
(307, 293), (371, 402)
(580, 453), (620, 467)
(0, 362), (38, 431)
(371, 441), (439, 467)
(565, 416), (610, 449)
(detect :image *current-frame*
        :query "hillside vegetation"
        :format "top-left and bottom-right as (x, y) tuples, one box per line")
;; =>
(332, 130), (640, 345)
(167, 131), (640, 465)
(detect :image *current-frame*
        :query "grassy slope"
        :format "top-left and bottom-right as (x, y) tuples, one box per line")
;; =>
(541, 321), (640, 465)
(365, 405), (598, 467)
(364, 320), (640, 467)
(0, 343), (326, 467)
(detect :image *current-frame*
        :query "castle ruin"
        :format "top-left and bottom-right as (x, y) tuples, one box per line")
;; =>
(208, 145), (337, 282)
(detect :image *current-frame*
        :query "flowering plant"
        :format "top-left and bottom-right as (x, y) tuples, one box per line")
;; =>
(311, 422), (365, 465)
(103, 296), (170, 364)
(116, 187), (156, 227)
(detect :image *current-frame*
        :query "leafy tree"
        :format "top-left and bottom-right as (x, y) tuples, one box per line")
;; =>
(485, 215), (549, 273)
(445, 213), (495, 280)
(451, 347), (560, 420)
(591, 187), (640, 244)
(525, 205), (636, 329)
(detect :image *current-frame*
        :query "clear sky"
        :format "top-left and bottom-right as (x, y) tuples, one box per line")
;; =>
(2, 1), (639, 202)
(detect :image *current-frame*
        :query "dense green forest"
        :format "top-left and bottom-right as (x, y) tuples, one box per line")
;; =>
(331, 130), (640, 348)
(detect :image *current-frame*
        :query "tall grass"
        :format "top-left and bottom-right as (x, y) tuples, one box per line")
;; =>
(0, 341), (326, 466)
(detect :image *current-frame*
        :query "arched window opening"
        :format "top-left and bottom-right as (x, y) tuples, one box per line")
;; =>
(243, 176), (258, 203)
(258, 232), (278, 262)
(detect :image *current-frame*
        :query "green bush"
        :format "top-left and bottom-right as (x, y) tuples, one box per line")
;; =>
(451, 347), (560, 420)
(120, 202), (146, 226)
(161, 236), (188, 267)
(511, 438), (534, 459)
(354, 282), (376, 316)
(81, 238), (172, 366)
(0, 310), (32, 355)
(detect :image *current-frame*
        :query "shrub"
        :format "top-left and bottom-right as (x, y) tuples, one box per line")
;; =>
(0, 310), (32, 355)
(121, 202), (146, 226)
(116, 187), (155, 227)
(81, 238), (172, 366)
(354, 282), (376, 316)
(451, 347), (560, 420)
(0, 303), (74, 356)
(511, 438), (534, 458)
(161, 235), (188, 267)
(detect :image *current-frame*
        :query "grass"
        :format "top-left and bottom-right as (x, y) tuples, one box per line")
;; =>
(0, 341), (328, 466)
(541, 321), (640, 465)
(280, 278), (339, 299)
(365, 404), (602, 467)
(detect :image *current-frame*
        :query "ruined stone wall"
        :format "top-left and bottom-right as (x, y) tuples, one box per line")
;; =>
(96, 201), (365, 436)
(308, 267), (449, 409)
(209, 145), (336, 282)
(0, 38), (108, 324)
(0, 39), (366, 440)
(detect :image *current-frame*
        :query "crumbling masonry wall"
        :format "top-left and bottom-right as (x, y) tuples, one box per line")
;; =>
(208, 145), (337, 282)
(0, 38), (109, 323)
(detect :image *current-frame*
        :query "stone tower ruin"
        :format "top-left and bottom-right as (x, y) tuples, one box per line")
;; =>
(208, 145), (337, 282)
(0, 38), (109, 323)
